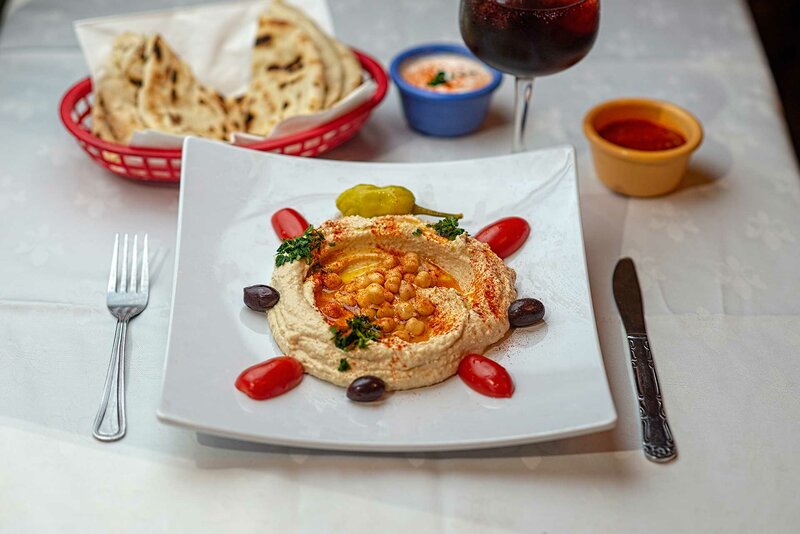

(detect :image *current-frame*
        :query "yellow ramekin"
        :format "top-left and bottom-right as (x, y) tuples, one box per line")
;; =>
(583, 98), (703, 197)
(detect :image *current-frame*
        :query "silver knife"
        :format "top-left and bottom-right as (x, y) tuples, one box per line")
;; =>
(612, 258), (677, 463)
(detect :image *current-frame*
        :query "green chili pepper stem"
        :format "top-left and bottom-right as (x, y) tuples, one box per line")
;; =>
(412, 205), (463, 219)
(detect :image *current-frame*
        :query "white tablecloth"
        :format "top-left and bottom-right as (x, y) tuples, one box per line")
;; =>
(2, 0), (799, 531)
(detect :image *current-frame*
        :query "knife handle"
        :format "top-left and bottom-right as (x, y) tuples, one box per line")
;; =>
(627, 335), (677, 462)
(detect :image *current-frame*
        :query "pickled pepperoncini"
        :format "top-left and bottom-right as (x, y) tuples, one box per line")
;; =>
(335, 184), (463, 219)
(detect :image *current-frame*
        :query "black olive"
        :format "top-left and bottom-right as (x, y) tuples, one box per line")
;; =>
(243, 285), (280, 311)
(346, 376), (386, 402)
(508, 298), (545, 327)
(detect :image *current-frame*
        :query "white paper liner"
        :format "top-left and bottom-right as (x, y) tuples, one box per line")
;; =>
(73, 0), (375, 149)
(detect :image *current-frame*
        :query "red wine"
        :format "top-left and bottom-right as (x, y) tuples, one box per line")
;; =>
(460, 0), (600, 77)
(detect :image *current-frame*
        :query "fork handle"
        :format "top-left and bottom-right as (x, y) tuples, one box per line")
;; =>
(93, 319), (128, 441)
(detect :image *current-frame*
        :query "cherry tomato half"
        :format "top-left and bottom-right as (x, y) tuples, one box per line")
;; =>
(271, 208), (309, 241)
(235, 356), (304, 400)
(474, 217), (530, 259)
(458, 354), (514, 398)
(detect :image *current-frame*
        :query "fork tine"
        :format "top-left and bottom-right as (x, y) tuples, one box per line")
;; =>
(107, 233), (119, 293)
(120, 234), (129, 293)
(141, 234), (149, 294)
(130, 234), (139, 293)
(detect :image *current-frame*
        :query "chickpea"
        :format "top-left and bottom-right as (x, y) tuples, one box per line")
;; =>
(381, 255), (398, 269)
(326, 260), (344, 273)
(414, 271), (432, 288)
(355, 274), (371, 289)
(396, 301), (415, 320)
(319, 301), (346, 319)
(356, 289), (371, 309)
(342, 282), (358, 293)
(438, 273), (455, 287)
(394, 330), (411, 342)
(403, 273), (416, 284)
(323, 272), (343, 290)
(389, 266), (404, 277)
(383, 290), (395, 303)
(406, 317), (426, 337)
(399, 280), (416, 301)
(384, 276), (401, 293)
(401, 252), (420, 274)
(414, 296), (435, 316)
(366, 283), (385, 305)
(377, 302), (395, 318)
(335, 291), (357, 307)
(362, 307), (377, 319)
(377, 317), (396, 333)
(367, 271), (385, 285)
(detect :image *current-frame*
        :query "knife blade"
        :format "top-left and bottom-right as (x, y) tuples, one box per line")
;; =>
(612, 258), (677, 463)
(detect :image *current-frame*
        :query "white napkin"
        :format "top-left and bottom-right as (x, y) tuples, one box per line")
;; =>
(73, 0), (374, 148)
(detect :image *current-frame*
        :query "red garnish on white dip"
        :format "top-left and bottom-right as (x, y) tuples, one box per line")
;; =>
(402, 53), (492, 93)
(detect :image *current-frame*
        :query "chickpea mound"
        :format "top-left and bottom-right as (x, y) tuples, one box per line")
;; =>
(313, 249), (460, 343)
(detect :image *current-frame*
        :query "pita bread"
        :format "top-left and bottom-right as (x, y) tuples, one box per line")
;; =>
(137, 35), (232, 140)
(90, 33), (147, 144)
(90, 94), (118, 142)
(242, 12), (326, 135)
(92, 77), (144, 143)
(237, 82), (282, 137)
(89, 3), (361, 144)
(224, 95), (247, 135)
(268, 0), (343, 108)
(335, 41), (362, 101)
(108, 32), (146, 84)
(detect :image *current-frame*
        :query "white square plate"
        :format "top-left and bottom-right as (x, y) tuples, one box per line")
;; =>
(157, 137), (616, 452)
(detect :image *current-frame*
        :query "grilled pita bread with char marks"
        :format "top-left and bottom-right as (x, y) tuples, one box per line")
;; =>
(89, 4), (365, 144)
(240, 11), (326, 136)
(90, 32), (148, 144)
(137, 35), (234, 140)
(268, 0), (344, 108)
(335, 40), (362, 100)
(90, 96), (118, 143)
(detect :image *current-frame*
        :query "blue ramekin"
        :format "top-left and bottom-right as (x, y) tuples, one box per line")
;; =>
(389, 43), (503, 137)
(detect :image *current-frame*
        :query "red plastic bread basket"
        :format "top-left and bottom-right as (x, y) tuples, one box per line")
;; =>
(59, 49), (388, 183)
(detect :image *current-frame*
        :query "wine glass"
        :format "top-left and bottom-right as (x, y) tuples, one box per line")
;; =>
(460, 0), (600, 152)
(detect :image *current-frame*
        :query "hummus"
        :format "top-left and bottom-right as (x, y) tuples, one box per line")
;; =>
(268, 215), (516, 391)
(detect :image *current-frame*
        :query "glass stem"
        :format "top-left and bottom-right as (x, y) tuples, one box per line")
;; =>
(513, 76), (535, 153)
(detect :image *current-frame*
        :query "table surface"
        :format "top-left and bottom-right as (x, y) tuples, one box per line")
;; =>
(2, 0), (799, 532)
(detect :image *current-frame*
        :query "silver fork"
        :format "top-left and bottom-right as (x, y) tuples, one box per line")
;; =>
(93, 233), (150, 442)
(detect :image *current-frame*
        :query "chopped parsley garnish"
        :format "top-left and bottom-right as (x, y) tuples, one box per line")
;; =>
(275, 226), (326, 267)
(427, 70), (448, 87)
(412, 228), (423, 236)
(330, 315), (381, 351)
(337, 358), (351, 372)
(428, 217), (466, 241)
